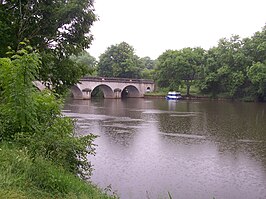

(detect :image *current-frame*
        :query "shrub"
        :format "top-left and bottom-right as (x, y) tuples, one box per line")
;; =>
(0, 42), (96, 179)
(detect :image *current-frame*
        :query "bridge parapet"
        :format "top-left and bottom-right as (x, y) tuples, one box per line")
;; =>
(81, 76), (154, 84)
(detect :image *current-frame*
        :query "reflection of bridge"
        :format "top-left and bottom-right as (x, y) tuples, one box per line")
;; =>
(71, 76), (155, 99)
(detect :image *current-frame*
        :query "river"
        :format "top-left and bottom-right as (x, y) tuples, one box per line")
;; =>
(63, 98), (266, 199)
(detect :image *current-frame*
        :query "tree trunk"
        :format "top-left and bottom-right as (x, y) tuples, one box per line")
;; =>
(186, 80), (190, 96)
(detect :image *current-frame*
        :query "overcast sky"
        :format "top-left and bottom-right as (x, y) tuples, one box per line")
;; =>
(88, 0), (266, 60)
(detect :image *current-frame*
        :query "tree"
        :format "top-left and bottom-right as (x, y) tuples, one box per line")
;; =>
(247, 62), (266, 100)
(70, 51), (97, 76)
(139, 56), (155, 79)
(156, 47), (205, 95)
(0, 0), (97, 94)
(140, 56), (155, 70)
(175, 47), (206, 96)
(155, 50), (181, 90)
(97, 42), (142, 78)
(243, 24), (266, 64)
(200, 35), (247, 97)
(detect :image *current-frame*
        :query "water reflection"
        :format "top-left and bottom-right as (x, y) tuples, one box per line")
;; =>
(63, 98), (266, 199)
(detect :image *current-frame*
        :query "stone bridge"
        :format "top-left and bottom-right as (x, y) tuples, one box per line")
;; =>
(71, 76), (155, 99)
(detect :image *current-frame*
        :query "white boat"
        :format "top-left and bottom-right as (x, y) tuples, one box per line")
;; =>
(166, 91), (182, 100)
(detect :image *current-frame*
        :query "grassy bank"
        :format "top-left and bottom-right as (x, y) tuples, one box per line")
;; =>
(144, 86), (204, 98)
(144, 86), (259, 102)
(0, 143), (116, 199)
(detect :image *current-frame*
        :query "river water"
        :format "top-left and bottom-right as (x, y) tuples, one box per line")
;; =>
(63, 98), (266, 199)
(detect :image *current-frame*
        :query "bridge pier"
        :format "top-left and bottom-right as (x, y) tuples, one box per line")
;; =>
(114, 88), (122, 99)
(82, 88), (91, 99)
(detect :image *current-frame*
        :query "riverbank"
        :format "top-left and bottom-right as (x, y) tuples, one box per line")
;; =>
(144, 93), (220, 100)
(144, 93), (260, 102)
(0, 142), (117, 199)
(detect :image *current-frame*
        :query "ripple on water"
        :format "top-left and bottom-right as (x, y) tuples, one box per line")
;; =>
(170, 113), (198, 117)
(238, 139), (265, 143)
(159, 132), (206, 139)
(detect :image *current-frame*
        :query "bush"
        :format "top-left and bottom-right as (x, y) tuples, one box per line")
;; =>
(0, 43), (96, 180)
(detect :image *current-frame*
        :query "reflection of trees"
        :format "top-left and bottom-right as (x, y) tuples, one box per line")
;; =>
(95, 99), (144, 117)
(196, 101), (266, 169)
(198, 101), (266, 141)
(155, 100), (266, 169)
(157, 113), (193, 134)
(156, 101), (206, 136)
(95, 99), (154, 149)
(63, 98), (92, 113)
(98, 120), (138, 148)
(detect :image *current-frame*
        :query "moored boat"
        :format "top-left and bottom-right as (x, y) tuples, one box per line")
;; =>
(166, 91), (182, 100)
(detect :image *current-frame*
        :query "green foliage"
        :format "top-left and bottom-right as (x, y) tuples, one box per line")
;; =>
(70, 51), (97, 76)
(0, 0), (96, 56)
(139, 56), (155, 79)
(39, 50), (90, 94)
(0, 47), (97, 179)
(139, 56), (155, 70)
(199, 35), (248, 98)
(97, 42), (142, 78)
(141, 68), (155, 79)
(155, 24), (266, 100)
(0, 42), (41, 137)
(15, 90), (97, 178)
(247, 62), (266, 99)
(198, 72), (220, 97)
(155, 50), (181, 90)
(156, 47), (205, 95)
(228, 71), (245, 97)
(0, 0), (97, 94)
(243, 26), (266, 64)
(0, 143), (116, 199)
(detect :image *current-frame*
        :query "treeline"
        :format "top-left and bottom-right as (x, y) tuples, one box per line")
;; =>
(84, 24), (266, 101)
(156, 26), (266, 101)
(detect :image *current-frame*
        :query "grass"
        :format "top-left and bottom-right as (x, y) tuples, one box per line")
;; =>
(0, 142), (117, 199)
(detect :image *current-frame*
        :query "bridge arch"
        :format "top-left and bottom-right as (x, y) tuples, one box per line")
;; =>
(71, 85), (83, 99)
(122, 85), (141, 98)
(91, 84), (114, 98)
